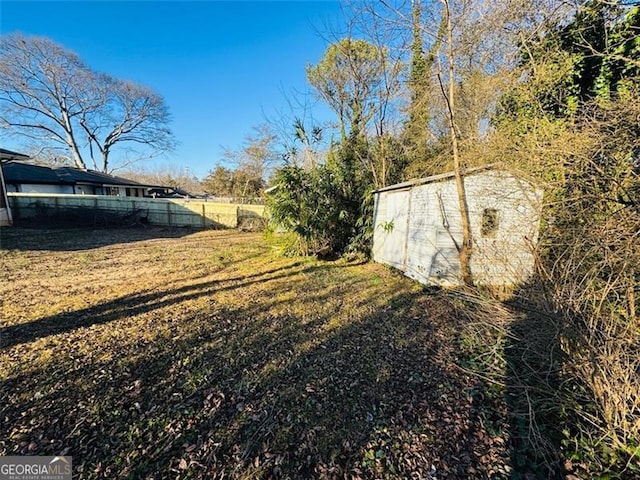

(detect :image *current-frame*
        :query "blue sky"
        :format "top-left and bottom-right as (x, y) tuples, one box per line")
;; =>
(0, 1), (344, 178)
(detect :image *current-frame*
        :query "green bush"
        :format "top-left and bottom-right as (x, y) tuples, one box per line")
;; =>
(266, 138), (373, 257)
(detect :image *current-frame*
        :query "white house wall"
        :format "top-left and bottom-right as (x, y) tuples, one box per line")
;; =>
(372, 170), (543, 287)
(13, 183), (74, 194)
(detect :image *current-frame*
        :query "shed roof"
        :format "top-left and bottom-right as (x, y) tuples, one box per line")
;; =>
(373, 164), (500, 194)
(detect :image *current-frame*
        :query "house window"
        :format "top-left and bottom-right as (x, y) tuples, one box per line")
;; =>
(481, 208), (499, 237)
(105, 187), (119, 196)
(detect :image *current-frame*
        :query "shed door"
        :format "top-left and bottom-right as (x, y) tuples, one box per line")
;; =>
(380, 190), (410, 269)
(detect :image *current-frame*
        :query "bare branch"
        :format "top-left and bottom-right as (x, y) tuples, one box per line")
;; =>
(0, 34), (175, 172)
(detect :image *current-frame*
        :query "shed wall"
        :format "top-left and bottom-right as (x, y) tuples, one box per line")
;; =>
(372, 189), (410, 269)
(373, 170), (543, 286)
(405, 179), (462, 285)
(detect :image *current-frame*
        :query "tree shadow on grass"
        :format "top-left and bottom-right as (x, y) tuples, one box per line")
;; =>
(504, 280), (566, 479)
(219, 292), (513, 479)
(445, 284), (567, 479)
(0, 260), (324, 350)
(1, 263), (515, 479)
(0, 226), (228, 252)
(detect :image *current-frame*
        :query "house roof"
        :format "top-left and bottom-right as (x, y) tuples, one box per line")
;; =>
(1, 161), (163, 189)
(0, 148), (31, 162)
(2, 161), (65, 185)
(54, 167), (152, 187)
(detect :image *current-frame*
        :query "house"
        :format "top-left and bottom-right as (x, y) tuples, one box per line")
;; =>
(0, 149), (31, 226)
(1, 161), (161, 197)
(372, 166), (544, 287)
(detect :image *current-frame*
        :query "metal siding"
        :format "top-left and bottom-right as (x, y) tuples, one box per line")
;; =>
(405, 181), (463, 286)
(373, 190), (410, 269)
(372, 169), (543, 287)
(404, 185), (435, 284)
(465, 171), (543, 285)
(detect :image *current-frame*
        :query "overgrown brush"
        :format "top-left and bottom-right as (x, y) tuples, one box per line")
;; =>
(454, 204), (640, 477)
(451, 288), (566, 476)
(535, 208), (640, 475)
(482, 5), (640, 472)
(266, 138), (374, 258)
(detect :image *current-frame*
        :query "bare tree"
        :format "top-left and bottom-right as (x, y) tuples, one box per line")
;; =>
(0, 33), (174, 172)
(217, 124), (281, 197)
(81, 78), (175, 173)
(227, 124), (280, 181)
(435, 0), (474, 285)
(120, 163), (203, 195)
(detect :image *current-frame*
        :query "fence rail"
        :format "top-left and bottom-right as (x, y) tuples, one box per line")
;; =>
(6, 193), (266, 230)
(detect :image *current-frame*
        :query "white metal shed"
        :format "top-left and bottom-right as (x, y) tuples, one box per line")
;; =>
(372, 166), (544, 287)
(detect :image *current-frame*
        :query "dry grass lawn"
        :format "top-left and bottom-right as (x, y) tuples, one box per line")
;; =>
(0, 227), (512, 479)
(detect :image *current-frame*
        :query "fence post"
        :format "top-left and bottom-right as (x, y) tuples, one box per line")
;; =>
(201, 204), (206, 228)
(167, 202), (172, 226)
(93, 197), (99, 226)
(11, 196), (19, 221)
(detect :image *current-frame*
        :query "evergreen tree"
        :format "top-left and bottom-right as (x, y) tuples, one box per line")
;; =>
(403, 1), (445, 174)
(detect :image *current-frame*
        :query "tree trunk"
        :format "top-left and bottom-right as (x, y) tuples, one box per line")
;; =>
(61, 109), (87, 170)
(443, 0), (474, 286)
(102, 148), (110, 173)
